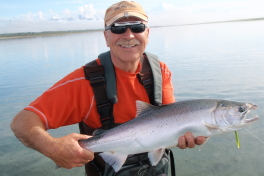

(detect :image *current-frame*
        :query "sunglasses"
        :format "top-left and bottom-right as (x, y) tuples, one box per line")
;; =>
(105, 21), (147, 34)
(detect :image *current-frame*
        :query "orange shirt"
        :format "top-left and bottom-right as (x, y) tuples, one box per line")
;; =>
(25, 59), (175, 130)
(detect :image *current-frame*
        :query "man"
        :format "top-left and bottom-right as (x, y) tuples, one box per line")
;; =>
(10, 1), (205, 175)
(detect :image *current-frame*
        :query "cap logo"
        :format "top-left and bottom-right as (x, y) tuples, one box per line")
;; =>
(124, 11), (129, 17)
(114, 2), (136, 11)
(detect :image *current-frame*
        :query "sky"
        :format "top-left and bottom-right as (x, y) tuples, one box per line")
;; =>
(1, 0), (264, 33)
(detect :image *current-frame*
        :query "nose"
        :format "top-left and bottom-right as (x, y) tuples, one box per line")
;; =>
(122, 27), (135, 39)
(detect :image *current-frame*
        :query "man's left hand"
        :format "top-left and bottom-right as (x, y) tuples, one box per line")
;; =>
(178, 132), (206, 149)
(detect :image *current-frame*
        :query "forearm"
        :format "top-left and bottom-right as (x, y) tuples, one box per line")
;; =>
(10, 110), (54, 156)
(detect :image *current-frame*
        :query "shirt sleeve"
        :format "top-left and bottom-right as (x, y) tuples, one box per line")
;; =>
(24, 67), (94, 130)
(160, 61), (176, 104)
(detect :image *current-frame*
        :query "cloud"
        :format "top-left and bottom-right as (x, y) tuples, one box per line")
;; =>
(0, 18), (104, 33)
(47, 4), (104, 21)
(0, 4), (105, 33)
(78, 4), (103, 20)
(147, 1), (264, 26)
(55, 0), (92, 4)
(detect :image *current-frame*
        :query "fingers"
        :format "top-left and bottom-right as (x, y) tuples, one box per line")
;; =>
(178, 132), (206, 149)
(179, 132), (195, 149)
(196, 136), (206, 145)
(178, 136), (187, 149)
(82, 148), (94, 161)
(71, 133), (91, 140)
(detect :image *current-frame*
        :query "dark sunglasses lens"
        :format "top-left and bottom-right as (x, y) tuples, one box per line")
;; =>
(111, 26), (127, 34)
(110, 24), (145, 34)
(131, 24), (145, 33)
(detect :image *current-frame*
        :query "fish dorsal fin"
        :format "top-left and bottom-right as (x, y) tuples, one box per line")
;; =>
(148, 148), (165, 166)
(99, 152), (127, 172)
(202, 120), (219, 132)
(93, 129), (106, 136)
(136, 100), (155, 117)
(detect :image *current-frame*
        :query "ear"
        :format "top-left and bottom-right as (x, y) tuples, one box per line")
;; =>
(104, 30), (110, 47)
(145, 27), (150, 45)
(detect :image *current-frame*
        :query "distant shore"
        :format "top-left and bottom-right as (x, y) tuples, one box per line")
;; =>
(150, 17), (264, 28)
(184, 17), (264, 26)
(1, 17), (264, 40)
(0, 29), (103, 40)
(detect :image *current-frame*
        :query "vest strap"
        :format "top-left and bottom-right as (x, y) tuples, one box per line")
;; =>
(83, 61), (113, 129)
(144, 52), (162, 106)
(137, 56), (155, 105)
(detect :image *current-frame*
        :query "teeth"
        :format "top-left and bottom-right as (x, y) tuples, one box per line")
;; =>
(119, 45), (137, 48)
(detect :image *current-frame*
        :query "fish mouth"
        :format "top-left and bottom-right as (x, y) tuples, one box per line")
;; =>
(242, 103), (259, 124)
(244, 116), (260, 123)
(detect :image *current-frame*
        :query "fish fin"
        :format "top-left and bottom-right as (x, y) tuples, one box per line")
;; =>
(93, 129), (106, 136)
(202, 121), (219, 131)
(136, 100), (155, 117)
(199, 137), (210, 151)
(148, 148), (165, 166)
(99, 152), (127, 172)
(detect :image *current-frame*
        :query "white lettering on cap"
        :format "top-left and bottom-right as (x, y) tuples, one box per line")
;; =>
(124, 11), (129, 18)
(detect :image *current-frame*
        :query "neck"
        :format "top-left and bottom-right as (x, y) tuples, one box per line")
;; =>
(111, 55), (143, 73)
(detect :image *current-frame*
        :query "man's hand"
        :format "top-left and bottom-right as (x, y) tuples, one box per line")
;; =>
(178, 132), (206, 149)
(47, 133), (94, 169)
(10, 110), (94, 169)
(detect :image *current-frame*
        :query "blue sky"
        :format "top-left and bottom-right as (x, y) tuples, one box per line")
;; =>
(1, 0), (264, 33)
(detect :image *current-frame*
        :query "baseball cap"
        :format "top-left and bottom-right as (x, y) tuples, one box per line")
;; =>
(104, 1), (148, 27)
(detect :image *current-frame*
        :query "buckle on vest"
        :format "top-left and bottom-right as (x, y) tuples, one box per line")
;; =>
(97, 101), (113, 121)
(142, 79), (153, 89)
(97, 100), (111, 108)
(90, 76), (105, 87)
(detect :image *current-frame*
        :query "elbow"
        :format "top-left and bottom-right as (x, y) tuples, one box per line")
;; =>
(10, 116), (20, 137)
(10, 118), (16, 133)
(10, 110), (25, 135)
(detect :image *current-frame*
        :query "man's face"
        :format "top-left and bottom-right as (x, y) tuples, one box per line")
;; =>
(104, 17), (149, 64)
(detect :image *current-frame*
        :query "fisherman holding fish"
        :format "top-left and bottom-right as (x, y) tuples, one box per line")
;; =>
(10, 1), (207, 175)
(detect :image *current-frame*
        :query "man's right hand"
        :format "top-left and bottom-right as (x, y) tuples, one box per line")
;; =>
(47, 133), (94, 169)
(10, 110), (94, 169)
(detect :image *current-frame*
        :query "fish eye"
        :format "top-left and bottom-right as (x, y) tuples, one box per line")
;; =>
(239, 107), (246, 113)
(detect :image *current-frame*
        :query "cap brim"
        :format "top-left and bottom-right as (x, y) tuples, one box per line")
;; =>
(105, 12), (148, 26)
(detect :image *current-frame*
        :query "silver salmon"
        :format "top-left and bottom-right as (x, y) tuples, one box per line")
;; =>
(79, 99), (259, 172)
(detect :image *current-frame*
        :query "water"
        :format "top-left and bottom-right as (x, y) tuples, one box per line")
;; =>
(1, 20), (264, 176)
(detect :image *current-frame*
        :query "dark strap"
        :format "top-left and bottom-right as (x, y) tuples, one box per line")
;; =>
(137, 55), (155, 105)
(98, 51), (118, 104)
(167, 149), (176, 176)
(144, 52), (162, 106)
(137, 52), (162, 106)
(83, 60), (113, 129)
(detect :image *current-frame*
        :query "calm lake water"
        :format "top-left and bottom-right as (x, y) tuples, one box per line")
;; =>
(1, 20), (264, 176)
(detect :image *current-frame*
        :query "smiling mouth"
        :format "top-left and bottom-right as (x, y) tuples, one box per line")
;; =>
(118, 44), (138, 48)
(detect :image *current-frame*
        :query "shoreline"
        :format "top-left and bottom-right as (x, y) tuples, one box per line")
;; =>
(0, 29), (103, 40)
(150, 17), (264, 28)
(1, 17), (264, 40)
